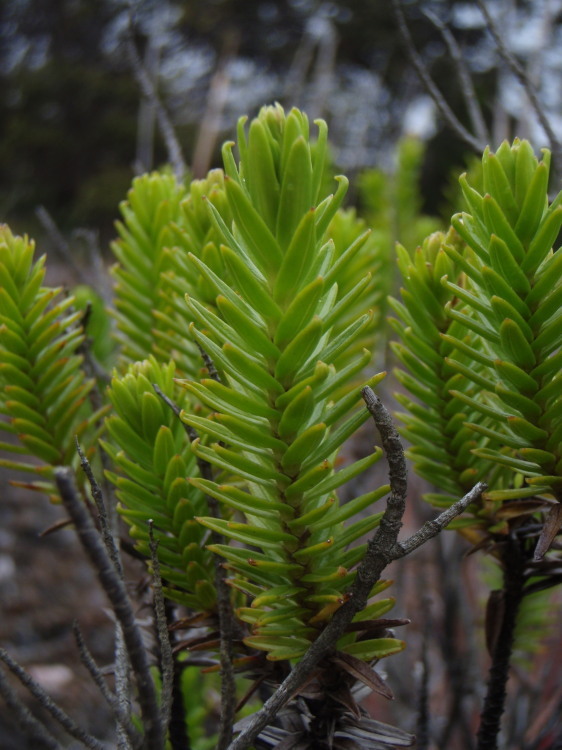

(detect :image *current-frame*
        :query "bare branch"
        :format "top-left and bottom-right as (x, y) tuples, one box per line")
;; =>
(0, 667), (62, 750)
(475, 0), (562, 178)
(396, 482), (487, 558)
(391, 0), (486, 154)
(215, 546), (237, 750)
(73, 227), (112, 304)
(0, 648), (105, 750)
(35, 205), (89, 285)
(476, 0), (562, 177)
(423, 8), (489, 144)
(113, 625), (134, 750)
(72, 622), (139, 748)
(54, 468), (164, 750)
(148, 522), (174, 734)
(124, 32), (187, 182)
(192, 32), (238, 178)
(227, 387), (409, 750)
(196, 342), (221, 382)
(152, 383), (188, 428)
(75, 439), (122, 576)
(228, 389), (485, 750)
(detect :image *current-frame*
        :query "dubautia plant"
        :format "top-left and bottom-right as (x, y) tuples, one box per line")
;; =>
(181, 104), (397, 662)
(0, 226), (105, 498)
(105, 104), (416, 749)
(390, 139), (562, 749)
(3, 106), (561, 750)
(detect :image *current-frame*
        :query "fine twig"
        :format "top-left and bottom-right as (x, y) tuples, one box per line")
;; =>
(152, 384), (185, 425)
(196, 342), (221, 382)
(75, 438), (122, 576)
(35, 205), (89, 286)
(54, 468), (164, 750)
(73, 227), (112, 303)
(422, 8), (489, 145)
(0, 667), (62, 750)
(151, 382), (237, 750)
(391, 0), (486, 154)
(0, 648), (105, 750)
(165, 600), (192, 750)
(476, 536), (527, 750)
(395, 482), (487, 558)
(475, 0), (562, 178)
(113, 625), (134, 750)
(214, 539), (237, 750)
(148, 522), (174, 735)
(124, 31), (187, 182)
(76, 310), (116, 538)
(72, 622), (139, 749)
(191, 31), (238, 178)
(228, 388), (487, 750)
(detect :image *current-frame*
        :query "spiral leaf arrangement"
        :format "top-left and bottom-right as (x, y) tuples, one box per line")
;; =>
(391, 142), (562, 550)
(177, 104), (401, 663)
(103, 356), (215, 611)
(446, 142), (562, 509)
(111, 173), (186, 366)
(389, 228), (509, 543)
(0, 226), (102, 499)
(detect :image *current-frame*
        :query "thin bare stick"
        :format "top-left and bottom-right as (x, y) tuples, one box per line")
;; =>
(214, 549), (237, 750)
(165, 599), (192, 750)
(475, 0), (562, 177)
(75, 438), (122, 576)
(192, 31), (238, 178)
(0, 667), (62, 750)
(73, 621), (118, 711)
(114, 625), (133, 750)
(228, 389), (486, 750)
(228, 387), (408, 750)
(152, 384), (185, 426)
(73, 227), (112, 304)
(391, 0), (486, 153)
(72, 622), (139, 748)
(423, 9), (489, 144)
(0, 649), (105, 750)
(125, 33), (187, 182)
(396, 482), (487, 558)
(148, 522), (174, 734)
(35, 205), (88, 285)
(196, 342), (221, 382)
(54, 468), (164, 750)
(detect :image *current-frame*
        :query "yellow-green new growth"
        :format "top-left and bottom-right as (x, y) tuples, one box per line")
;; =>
(446, 141), (562, 507)
(179, 105), (399, 662)
(103, 356), (215, 611)
(0, 226), (101, 499)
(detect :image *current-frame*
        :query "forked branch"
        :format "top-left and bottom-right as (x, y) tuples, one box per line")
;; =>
(228, 388), (486, 750)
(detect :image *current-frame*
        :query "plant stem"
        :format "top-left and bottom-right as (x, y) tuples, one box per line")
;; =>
(476, 537), (526, 750)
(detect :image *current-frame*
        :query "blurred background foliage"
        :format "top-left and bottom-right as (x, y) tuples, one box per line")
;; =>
(5, 0), (562, 245)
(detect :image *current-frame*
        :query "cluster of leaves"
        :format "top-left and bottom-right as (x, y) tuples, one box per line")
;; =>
(176, 104), (401, 663)
(6, 100), (562, 749)
(391, 141), (562, 549)
(110, 168), (233, 379)
(103, 356), (215, 612)
(0, 225), (104, 499)
(103, 105), (402, 667)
